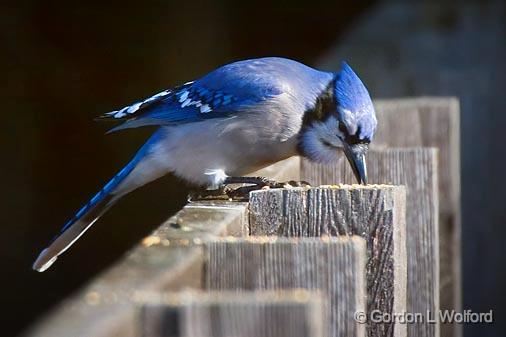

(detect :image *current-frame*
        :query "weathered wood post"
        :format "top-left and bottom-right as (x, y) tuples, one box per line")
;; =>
(205, 236), (367, 337)
(139, 290), (326, 337)
(302, 148), (439, 337)
(248, 185), (407, 337)
(371, 99), (461, 334)
(23, 200), (249, 337)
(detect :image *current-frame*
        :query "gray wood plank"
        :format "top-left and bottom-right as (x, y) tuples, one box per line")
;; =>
(24, 201), (249, 337)
(139, 290), (326, 337)
(301, 148), (439, 337)
(205, 236), (367, 337)
(248, 185), (406, 337)
(288, 96), (459, 337)
(366, 98), (460, 337)
(354, 99), (460, 337)
(372, 98), (459, 221)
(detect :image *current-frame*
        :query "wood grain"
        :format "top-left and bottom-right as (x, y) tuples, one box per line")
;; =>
(373, 98), (461, 335)
(24, 201), (249, 337)
(139, 290), (326, 337)
(302, 148), (439, 337)
(248, 186), (406, 337)
(205, 236), (367, 337)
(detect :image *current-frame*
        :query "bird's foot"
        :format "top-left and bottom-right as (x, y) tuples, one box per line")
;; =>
(188, 177), (312, 202)
(223, 176), (284, 188)
(282, 180), (312, 188)
(187, 186), (231, 202)
(187, 185), (253, 202)
(222, 177), (312, 201)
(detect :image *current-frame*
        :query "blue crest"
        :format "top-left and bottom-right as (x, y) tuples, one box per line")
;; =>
(334, 61), (376, 140)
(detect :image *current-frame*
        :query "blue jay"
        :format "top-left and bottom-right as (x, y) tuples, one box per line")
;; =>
(33, 57), (377, 272)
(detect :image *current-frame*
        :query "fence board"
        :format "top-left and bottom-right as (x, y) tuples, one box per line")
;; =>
(248, 186), (406, 337)
(24, 201), (248, 337)
(205, 236), (367, 337)
(373, 98), (461, 333)
(302, 148), (439, 337)
(139, 290), (326, 337)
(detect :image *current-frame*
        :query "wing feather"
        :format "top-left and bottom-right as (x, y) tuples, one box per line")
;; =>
(95, 57), (330, 132)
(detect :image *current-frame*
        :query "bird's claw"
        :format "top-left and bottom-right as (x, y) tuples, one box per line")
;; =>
(188, 177), (312, 202)
(283, 180), (311, 188)
(224, 178), (312, 201)
(187, 186), (230, 202)
(225, 185), (259, 201)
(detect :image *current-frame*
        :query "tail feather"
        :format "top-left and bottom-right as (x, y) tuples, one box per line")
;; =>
(33, 131), (166, 272)
(33, 194), (116, 272)
(32, 160), (138, 272)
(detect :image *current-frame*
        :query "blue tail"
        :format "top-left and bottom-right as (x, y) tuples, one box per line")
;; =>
(33, 132), (164, 272)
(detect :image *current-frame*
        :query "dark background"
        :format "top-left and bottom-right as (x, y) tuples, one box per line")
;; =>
(0, 1), (373, 336)
(0, 1), (504, 337)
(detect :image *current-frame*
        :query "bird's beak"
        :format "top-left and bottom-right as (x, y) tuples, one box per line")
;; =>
(342, 143), (368, 184)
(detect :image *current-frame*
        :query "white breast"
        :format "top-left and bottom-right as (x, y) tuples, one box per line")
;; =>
(150, 95), (305, 186)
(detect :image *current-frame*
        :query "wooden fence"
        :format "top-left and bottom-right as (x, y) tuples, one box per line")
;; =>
(24, 98), (460, 337)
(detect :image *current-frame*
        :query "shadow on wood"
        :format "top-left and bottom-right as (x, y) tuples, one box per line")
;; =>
(139, 290), (326, 337)
(248, 186), (406, 337)
(205, 236), (366, 337)
(302, 148), (440, 337)
(373, 98), (460, 337)
(24, 201), (249, 337)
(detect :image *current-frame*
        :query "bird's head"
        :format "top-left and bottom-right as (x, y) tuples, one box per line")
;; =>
(299, 61), (377, 184)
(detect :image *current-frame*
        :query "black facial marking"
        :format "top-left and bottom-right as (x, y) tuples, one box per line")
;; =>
(345, 133), (369, 145)
(341, 125), (370, 145)
(297, 80), (370, 156)
(297, 82), (337, 156)
(339, 121), (347, 133)
(301, 81), (336, 127)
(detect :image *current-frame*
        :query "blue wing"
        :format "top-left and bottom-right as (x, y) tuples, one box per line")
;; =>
(98, 61), (287, 132)
(97, 57), (332, 133)
(99, 81), (271, 133)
